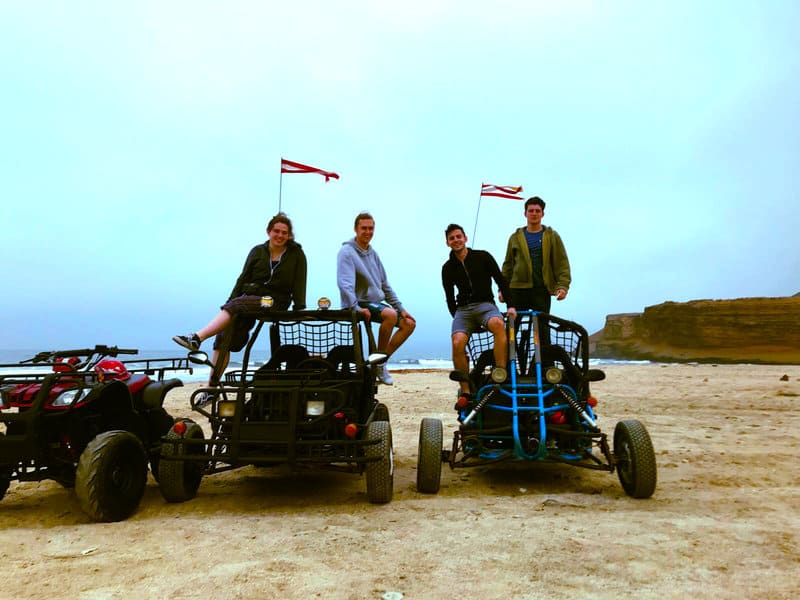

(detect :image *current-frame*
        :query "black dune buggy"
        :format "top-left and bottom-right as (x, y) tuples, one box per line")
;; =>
(0, 345), (189, 521)
(416, 311), (657, 499)
(159, 307), (394, 504)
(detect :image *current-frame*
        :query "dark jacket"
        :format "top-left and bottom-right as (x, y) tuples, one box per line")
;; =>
(441, 248), (512, 317)
(229, 241), (307, 310)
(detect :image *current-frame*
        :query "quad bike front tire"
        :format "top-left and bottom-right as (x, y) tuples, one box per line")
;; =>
(365, 420), (393, 504)
(416, 418), (443, 494)
(614, 420), (657, 499)
(158, 419), (206, 503)
(75, 430), (149, 522)
(0, 433), (11, 501)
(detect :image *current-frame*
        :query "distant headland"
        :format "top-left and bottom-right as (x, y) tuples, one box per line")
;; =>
(590, 295), (800, 365)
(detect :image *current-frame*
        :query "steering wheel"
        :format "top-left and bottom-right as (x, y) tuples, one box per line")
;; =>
(297, 358), (337, 377)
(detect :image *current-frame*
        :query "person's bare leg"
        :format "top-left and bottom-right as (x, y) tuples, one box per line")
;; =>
(452, 332), (470, 394)
(196, 310), (232, 342)
(376, 309), (396, 352)
(208, 349), (230, 386)
(488, 316), (507, 370)
(384, 312), (416, 356)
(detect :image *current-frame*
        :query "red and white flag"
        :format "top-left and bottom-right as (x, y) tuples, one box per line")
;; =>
(280, 158), (339, 182)
(480, 183), (524, 200)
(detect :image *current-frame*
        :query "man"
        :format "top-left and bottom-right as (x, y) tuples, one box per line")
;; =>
(501, 196), (571, 312)
(442, 224), (516, 402)
(501, 196), (571, 372)
(337, 212), (416, 385)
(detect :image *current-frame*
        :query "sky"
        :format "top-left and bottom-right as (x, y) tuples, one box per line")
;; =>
(1, 1), (798, 359)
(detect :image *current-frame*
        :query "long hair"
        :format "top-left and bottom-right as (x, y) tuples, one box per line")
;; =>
(267, 212), (297, 246)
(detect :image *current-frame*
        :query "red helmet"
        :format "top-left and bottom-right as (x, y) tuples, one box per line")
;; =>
(53, 356), (81, 372)
(94, 359), (131, 381)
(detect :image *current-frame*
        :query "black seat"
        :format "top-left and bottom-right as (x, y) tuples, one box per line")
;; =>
(262, 344), (309, 371)
(469, 349), (495, 390)
(326, 345), (356, 376)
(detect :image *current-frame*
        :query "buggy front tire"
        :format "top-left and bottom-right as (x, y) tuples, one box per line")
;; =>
(365, 420), (393, 504)
(373, 402), (390, 423)
(158, 420), (206, 503)
(614, 420), (657, 499)
(416, 418), (443, 494)
(75, 430), (148, 522)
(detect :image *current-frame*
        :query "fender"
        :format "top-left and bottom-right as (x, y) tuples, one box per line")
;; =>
(140, 378), (183, 410)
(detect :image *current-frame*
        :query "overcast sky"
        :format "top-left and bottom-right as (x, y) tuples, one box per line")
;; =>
(1, 1), (798, 358)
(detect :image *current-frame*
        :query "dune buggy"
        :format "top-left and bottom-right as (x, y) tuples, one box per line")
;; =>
(416, 311), (657, 499)
(160, 307), (394, 504)
(0, 345), (188, 521)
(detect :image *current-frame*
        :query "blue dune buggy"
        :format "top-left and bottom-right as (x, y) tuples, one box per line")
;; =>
(416, 311), (657, 498)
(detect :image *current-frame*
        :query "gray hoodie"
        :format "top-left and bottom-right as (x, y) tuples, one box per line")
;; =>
(336, 239), (404, 311)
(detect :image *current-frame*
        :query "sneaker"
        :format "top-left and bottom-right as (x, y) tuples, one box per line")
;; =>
(195, 391), (215, 407)
(173, 333), (201, 351)
(376, 363), (394, 386)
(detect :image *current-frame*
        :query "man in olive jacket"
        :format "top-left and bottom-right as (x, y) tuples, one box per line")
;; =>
(500, 196), (571, 313)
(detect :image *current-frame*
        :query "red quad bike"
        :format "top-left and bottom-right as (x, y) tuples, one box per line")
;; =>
(416, 311), (657, 499)
(0, 345), (190, 521)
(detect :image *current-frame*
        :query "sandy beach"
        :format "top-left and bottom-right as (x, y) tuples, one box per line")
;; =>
(2, 363), (799, 599)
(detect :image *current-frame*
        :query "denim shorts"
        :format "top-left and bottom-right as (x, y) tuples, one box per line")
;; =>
(451, 302), (503, 335)
(358, 301), (400, 326)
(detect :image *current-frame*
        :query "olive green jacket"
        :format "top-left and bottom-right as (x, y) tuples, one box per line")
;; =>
(501, 226), (571, 293)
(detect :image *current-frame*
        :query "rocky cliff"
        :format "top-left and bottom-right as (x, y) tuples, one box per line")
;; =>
(590, 296), (800, 364)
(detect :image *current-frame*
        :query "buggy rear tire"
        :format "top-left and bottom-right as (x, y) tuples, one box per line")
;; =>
(75, 430), (148, 522)
(373, 402), (390, 423)
(365, 420), (393, 504)
(416, 418), (443, 494)
(614, 420), (657, 499)
(158, 420), (206, 503)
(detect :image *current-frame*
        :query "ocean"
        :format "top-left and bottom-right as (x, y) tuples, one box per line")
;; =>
(0, 349), (644, 383)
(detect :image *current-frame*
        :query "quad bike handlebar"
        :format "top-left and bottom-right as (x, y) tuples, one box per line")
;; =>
(22, 345), (139, 364)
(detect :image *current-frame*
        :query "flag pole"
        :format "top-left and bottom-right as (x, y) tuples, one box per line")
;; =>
(278, 158), (284, 213)
(472, 183), (484, 244)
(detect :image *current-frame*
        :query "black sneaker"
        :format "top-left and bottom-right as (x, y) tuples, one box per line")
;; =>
(173, 333), (201, 351)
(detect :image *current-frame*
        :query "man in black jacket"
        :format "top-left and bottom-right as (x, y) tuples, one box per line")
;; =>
(441, 224), (516, 402)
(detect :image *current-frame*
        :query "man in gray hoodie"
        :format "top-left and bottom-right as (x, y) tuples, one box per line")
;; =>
(337, 212), (416, 385)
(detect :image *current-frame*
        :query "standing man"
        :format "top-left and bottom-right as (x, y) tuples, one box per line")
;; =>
(337, 212), (416, 385)
(501, 196), (571, 313)
(442, 224), (516, 402)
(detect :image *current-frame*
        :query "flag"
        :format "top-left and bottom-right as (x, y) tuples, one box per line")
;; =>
(480, 183), (524, 200)
(280, 158), (340, 182)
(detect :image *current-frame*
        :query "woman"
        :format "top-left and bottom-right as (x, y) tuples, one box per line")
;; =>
(173, 213), (307, 393)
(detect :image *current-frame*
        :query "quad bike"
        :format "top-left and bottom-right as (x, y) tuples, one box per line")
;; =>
(0, 345), (189, 521)
(416, 311), (657, 499)
(160, 305), (394, 505)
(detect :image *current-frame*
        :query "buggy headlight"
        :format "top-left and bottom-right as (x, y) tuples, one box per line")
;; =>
(218, 401), (236, 417)
(545, 367), (563, 384)
(52, 388), (90, 407)
(306, 399), (325, 416)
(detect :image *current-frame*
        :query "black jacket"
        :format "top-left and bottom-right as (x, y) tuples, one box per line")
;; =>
(229, 241), (307, 310)
(441, 248), (512, 317)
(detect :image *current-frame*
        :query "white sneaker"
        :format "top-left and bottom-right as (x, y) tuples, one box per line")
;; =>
(376, 363), (394, 385)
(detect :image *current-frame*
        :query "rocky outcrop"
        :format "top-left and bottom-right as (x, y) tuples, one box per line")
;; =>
(590, 296), (800, 364)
